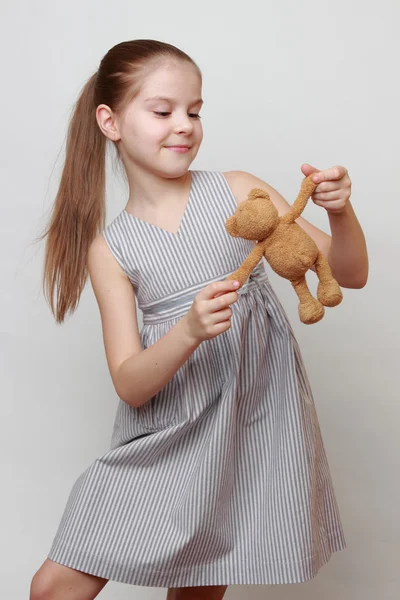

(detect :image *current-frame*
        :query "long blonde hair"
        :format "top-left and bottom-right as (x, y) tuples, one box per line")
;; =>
(38, 39), (201, 324)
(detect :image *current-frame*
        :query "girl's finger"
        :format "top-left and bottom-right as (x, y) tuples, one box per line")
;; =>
(312, 190), (340, 201)
(313, 166), (346, 183)
(314, 181), (340, 192)
(314, 199), (346, 213)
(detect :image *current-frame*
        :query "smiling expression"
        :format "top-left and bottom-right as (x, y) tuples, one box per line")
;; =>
(114, 61), (204, 178)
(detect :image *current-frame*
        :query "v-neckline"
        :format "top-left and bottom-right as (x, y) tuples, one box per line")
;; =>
(122, 171), (195, 237)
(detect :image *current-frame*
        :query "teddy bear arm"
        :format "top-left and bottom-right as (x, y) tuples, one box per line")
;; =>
(226, 243), (265, 286)
(281, 175), (318, 223)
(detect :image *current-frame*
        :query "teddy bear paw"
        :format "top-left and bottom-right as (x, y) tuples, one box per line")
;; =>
(317, 280), (343, 307)
(299, 299), (325, 324)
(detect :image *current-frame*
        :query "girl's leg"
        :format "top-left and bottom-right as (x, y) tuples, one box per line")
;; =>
(30, 558), (108, 600)
(166, 585), (228, 599)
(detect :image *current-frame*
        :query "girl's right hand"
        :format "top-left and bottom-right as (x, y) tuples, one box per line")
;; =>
(182, 280), (240, 344)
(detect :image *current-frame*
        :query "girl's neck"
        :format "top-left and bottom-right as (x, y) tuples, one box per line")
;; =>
(125, 169), (192, 214)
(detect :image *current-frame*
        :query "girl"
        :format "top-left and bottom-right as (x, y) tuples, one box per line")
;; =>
(30, 39), (368, 600)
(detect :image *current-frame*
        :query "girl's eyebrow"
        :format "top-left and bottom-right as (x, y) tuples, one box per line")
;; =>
(144, 95), (203, 105)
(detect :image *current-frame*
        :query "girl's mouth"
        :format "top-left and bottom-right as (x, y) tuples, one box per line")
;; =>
(165, 146), (190, 153)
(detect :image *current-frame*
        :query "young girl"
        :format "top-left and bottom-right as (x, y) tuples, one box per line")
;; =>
(31, 39), (368, 600)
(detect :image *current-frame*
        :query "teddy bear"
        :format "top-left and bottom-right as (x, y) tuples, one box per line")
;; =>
(225, 174), (343, 324)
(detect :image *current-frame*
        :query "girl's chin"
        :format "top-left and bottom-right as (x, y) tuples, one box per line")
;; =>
(152, 164), (194, 179)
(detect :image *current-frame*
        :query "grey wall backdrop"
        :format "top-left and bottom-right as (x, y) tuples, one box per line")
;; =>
(1, 0), (399, 598)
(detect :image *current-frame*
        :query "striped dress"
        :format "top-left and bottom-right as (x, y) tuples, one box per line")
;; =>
(47, 169), (346, 587)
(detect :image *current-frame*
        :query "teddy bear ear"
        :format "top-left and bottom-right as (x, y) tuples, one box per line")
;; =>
(247, 187), (270, 201)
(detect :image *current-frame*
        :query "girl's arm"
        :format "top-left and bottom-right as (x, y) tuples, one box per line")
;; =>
(116, 319), (199, 408)
(88, 235), (200, 409)
(325, 202), (368, 288)
(223, 170), (368, 289)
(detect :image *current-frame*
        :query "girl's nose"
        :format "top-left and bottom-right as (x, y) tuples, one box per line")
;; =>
(174, 115), (194, 134)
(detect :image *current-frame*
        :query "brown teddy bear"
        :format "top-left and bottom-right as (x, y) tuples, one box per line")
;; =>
(225, 174), (343, 324)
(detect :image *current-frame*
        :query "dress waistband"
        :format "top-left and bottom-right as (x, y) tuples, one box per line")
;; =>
(140, 264), (269, 325)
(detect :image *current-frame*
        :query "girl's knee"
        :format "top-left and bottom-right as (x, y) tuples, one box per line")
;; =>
(29, 568), (54, 600)
(29, 558), (108, 600)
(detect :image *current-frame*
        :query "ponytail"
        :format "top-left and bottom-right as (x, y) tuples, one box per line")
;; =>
(39, 72), (107, 323)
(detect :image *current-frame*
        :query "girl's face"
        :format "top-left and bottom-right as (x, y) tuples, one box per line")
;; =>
(115, 61), (203, 179)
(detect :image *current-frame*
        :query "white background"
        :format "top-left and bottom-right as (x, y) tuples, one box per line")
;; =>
(1, 0), (399, 598)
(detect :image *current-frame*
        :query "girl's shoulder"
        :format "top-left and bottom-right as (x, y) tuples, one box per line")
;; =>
(219, 169), (292, 211)
(212, 170), (258, 207)
(194, 169), (274, 207)
(190, 169), (250, 208)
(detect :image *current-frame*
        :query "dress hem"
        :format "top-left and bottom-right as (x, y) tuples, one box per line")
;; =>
(47, 534), (346, 588)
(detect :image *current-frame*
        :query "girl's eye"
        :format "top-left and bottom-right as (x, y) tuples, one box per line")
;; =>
(153, 112), (201, 119)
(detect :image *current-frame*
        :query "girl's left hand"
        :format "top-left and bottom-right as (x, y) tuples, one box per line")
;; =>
(300, 163), (352, 214)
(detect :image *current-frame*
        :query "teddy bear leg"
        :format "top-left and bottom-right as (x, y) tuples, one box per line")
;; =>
(291, 276), (325, 324)
(314, 252), (343, 307)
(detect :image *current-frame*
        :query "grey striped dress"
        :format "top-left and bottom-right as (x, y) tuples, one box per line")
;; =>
(47, 169), (346, 587)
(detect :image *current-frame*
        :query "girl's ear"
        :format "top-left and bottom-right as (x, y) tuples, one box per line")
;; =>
(96, 104), (121, 141)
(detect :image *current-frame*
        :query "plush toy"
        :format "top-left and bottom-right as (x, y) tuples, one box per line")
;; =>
(225, 174), (343, 324)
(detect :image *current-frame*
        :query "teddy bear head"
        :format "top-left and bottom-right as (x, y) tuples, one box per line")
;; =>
(226, 188), (279, 241)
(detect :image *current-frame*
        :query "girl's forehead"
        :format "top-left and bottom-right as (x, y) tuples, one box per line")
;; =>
(140, 63), (201, 95)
